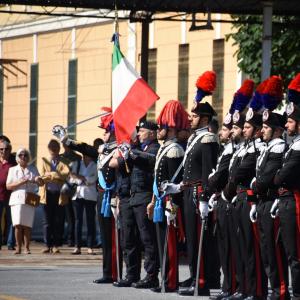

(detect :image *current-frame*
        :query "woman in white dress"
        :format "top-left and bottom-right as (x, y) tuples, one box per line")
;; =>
(6, 148), (44, 254)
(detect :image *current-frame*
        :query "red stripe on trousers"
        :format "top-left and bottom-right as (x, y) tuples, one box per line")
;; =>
(111, 217), (117, 281)
(251, 220), (263, 297)
(293, 190), (300, 260)
(167, 224), (178, 290)
(197, 216), (205, 289)
(274, 217), (287, 300)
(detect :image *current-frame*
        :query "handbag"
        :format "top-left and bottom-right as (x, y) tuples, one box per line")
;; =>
(61, 160), (81, 198)
(25, 192), (40, 207)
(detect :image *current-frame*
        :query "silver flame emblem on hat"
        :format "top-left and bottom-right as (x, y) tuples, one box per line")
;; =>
(224, 113), (232, 125)
(262, 110), (269, 122)
(286, 102), (294, 116)
(232, 111), (240, 123)
(246, 108), (254, 121)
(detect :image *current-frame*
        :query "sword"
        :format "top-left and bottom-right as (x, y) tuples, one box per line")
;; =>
(194, 216), (206, 296)
(160, 224), (169, 293)
(114, 214), (121, 282)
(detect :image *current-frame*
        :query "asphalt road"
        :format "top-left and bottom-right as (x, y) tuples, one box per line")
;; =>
(0, 242), (216, 300)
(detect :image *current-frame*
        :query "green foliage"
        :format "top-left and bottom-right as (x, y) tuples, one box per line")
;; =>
(226, 15), (300, 87)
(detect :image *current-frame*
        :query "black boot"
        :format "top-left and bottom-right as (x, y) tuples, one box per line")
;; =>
(210, 291), (231, 300)
(93, 277), (113, 284)
(113, 277), (138, 287)
(178, 283), (210, 296)
(179, 277), (193, 288)
(131, 274), (159, 289)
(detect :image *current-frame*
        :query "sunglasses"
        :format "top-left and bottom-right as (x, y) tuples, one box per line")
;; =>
(0, 147), (9, 151)
(19, 153), (29, 158)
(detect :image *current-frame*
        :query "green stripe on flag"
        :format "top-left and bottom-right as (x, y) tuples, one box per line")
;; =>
(112, 44), (123, 71)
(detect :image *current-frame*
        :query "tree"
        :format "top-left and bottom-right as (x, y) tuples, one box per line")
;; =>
(226, 15), (300, 87)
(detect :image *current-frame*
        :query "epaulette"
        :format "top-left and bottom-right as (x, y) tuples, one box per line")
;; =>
(223, 143), (234, 156)
(291, 140), (300, 151)
(201, 132), (218, 144)
(270, 143), (286, 154)
(166, 144), (185, 158)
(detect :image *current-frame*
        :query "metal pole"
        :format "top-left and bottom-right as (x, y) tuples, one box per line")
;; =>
(261, 1), (273, 81)
(160, 225), (169, 293)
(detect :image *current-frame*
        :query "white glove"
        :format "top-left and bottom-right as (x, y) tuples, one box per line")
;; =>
(208, 168), (216, 180)
(199, 201), (209, 219)
(52, 125), (68, 142)
(208, 194), (217, 212)
(270, 198), (280, 218)
(165, 210), (176, 225)
(250, 177), (256, 190)
(160, 182), (182, 195)
(249, 204), (257, 223)
(111, 198), (118, 220)
(165, 201), (178, 225)
(118, 143), (131, 160)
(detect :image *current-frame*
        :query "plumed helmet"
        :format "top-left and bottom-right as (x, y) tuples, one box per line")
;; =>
(156, 100), (190, 130)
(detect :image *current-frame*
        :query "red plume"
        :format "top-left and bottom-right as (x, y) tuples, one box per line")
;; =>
(195, 71), (216, 94)
(237, 79), (255, 97)
(256, 78), (269, 93)
(156, 100), (190, 130)
(288, 73), (300, 92)
(263, 76), (283, 98)
(99, 107), (113, 130)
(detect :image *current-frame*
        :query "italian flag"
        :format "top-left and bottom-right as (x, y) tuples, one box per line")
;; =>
(112, 36), (159, 144)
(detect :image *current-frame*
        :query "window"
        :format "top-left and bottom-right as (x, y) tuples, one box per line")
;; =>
(178, 44), (189, 108)
(68, 59), (77, 139)
(212, 39), (225, 123)
(29, 64), (38, 164)
(147, 49), (157, 121)
(0, 68), (3, 134)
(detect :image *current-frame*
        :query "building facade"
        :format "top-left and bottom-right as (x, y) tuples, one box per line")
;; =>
(0, 7), (242, 167)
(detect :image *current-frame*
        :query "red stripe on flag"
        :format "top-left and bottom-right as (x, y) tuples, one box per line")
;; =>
(114, 78), (159, 144)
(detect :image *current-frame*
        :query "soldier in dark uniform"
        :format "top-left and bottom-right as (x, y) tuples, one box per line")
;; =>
(147, 100), (189, 293)
(225, 86), (268, 300)
(163, 71), (219, 296)
(209, 79), (255, 300)
(53, 107), (120, 284)
(274, 73), (300, 300)
(118, 121), (160, 289)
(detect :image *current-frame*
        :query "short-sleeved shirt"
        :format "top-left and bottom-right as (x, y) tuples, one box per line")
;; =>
(0, 160), (15, 202)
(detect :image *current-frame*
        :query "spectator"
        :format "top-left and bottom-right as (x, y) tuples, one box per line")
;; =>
(61, 144), (81, 247)
(6, 148), (44, 254)
(40, 139), (69, 254)
(70, 154), (98, 255)
(0, 137), (16, 250)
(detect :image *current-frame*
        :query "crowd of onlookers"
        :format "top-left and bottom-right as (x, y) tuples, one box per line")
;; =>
(0, 134), (104, 255)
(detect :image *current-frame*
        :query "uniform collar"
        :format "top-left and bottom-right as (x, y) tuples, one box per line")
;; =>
(267, 138), (284, 148)
(163, 138), (178, 147)
(195, 126), (208, 135)
(292, 134), (300, 143)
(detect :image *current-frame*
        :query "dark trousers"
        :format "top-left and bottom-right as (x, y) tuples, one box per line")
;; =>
(132, 201), (158, 276)
(0, 200), (15, 248)
(257, 200), (289, 300)
(156, 220), (179, 290)
(119, 197), (141, 280)
(65, 198), (75, 245)
(216, 198), (238, 294)
(278, 195), (300, 300)
(73, 198), (96, 248)
(43, 191), (65, 248)
(98, 196), (122, 281)
(183, 187), (220, 289)
(237, 194), (268, 298)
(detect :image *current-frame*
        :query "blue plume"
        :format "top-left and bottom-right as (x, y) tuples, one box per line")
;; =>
(233, 92), (252, 112)
(195, 89), (209, 103)
(262, 94), (280, 111)
(249, 92), (263, 112)
(288, 89), (300, 106)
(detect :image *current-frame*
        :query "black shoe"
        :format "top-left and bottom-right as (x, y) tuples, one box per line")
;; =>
(8, 246), (16, 251)
(113, 278), (137, 287)
(131, 274), (159, 289)
(223, 292), (246, 300)
(151, 286), (177, 293)
(268, 292), (290, 300)
(93, 277), (113, 284)
(179, 277), (193, 288)
(178, 285), (210, 296)
(210, 291), (231, 300)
